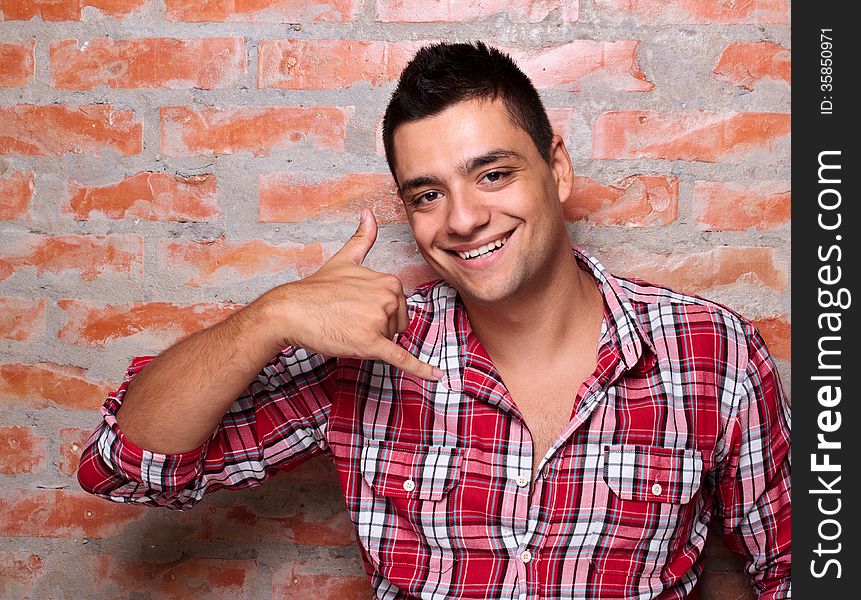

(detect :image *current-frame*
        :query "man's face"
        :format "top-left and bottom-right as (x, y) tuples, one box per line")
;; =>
(392, 98), (573, 306)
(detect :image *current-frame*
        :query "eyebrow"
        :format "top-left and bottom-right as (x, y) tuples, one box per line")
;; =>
(398, 149), (524, 196)
(455, 149), (523, 176)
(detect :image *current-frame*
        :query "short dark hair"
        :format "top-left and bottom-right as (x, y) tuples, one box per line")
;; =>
(382, 41), (554, 181)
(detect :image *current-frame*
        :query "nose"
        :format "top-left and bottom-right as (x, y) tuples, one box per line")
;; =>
(445, 186), (490, 237)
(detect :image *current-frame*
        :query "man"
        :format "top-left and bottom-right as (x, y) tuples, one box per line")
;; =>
(78, 42), (791, 599)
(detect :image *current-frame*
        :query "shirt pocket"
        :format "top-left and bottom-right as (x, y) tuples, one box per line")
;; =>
(602, 443), (703, 504)
(590, 444), (706, 579)
(361, 440), (462, 501)
(358, 440), (462, 588)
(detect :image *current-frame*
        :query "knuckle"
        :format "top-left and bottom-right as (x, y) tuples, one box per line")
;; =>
(383, 296), (400, 314)
(384, 274), (403, 292)
(392, 344), (411, 366)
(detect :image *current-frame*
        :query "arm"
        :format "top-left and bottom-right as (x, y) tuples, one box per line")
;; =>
(115, 210), (440, 454)
(77, 347), (337, 510)
(77, 210), (441, 508)
(113, 296), (289, 454)
(717, 324), (791, 599)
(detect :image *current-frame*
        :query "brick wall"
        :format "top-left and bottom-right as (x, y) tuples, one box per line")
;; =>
(0, 1), (790, 598)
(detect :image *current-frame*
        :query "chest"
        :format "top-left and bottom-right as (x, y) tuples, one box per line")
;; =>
(504, 374), (591, 477)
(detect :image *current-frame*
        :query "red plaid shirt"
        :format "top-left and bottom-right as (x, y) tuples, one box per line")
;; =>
(78, 246), (791, 599)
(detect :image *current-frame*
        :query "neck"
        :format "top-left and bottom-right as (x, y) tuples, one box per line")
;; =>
(461, 245), (603, 366)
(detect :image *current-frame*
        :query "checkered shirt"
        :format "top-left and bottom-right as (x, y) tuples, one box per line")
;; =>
(77, 246), (791, 600)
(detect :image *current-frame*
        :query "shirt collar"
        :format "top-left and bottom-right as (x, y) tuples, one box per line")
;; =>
(447, 243), (657, 383)
(569, 244), (658, 372)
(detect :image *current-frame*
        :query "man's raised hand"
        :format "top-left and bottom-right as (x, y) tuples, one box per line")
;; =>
(259, 209), (443, 381)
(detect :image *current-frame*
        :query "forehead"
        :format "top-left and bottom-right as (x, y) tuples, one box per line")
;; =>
(391, 98), (538, 180)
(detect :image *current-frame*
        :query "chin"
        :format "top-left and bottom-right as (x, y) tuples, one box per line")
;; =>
(453, 278), (520, 305)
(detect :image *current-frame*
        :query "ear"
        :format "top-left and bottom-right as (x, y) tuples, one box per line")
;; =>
(548, 134), (574, 205)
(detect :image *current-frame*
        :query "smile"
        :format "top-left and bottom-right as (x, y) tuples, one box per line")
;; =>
(455, 235), (510, 260)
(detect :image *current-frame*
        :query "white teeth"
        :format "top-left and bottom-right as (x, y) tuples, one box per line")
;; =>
(456, 235), (509, 260)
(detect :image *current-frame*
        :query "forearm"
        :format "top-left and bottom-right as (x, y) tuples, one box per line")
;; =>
(116, 296), (285, 454)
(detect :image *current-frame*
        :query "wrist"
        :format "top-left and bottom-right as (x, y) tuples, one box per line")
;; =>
(248, 283), (303, 351)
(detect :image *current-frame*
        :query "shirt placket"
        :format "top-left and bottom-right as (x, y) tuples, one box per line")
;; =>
(455, 298), (633, 599)
(507, 415), (539, 600)
(514, 339), (628, 600)
(513, 464), (553, 600)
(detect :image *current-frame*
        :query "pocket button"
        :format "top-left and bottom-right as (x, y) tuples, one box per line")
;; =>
(403, 479), (416, 492)
(651, 482), (663, 496)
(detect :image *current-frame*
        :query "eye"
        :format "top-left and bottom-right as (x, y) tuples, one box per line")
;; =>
(481, 170), (510, 184)
(411, 190), (442, 206)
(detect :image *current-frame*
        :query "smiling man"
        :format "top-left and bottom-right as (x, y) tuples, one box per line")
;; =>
(78, 42), (791, 599)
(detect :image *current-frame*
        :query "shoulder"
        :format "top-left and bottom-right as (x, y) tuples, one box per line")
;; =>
(613, 274), (764, 371)
(618, 274), (753, 334)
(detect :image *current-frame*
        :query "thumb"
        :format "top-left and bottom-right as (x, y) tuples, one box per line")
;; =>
(336, 209), (378, 265)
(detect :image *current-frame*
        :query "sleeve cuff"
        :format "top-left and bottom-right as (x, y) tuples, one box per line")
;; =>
(94, 356), (210, 491)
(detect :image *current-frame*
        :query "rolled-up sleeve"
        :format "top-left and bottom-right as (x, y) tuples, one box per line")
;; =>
(717, 324), (792, 599)
(77, 348), (338, 510)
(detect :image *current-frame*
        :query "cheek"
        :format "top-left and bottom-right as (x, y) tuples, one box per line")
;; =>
(408, 215), (439, 249)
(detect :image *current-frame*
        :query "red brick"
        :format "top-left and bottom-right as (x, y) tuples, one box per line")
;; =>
(0, 489), (145, 538)
(259, 172), (402, 223)
(160, 106), (351, 157)
(273, 561), (370, 600)
(598, 246), (788, 293)
(0, 39), (34, 86)
(184, 504), (354, 546)
(0, 362), (113, 410)
(376, 0), (578, 22)
(513, 41), (653, 92)
(0, 296), (45, 341)
(259, 39), (650, 92)
(165, 0), (358, 22)
(59, 428), (92, 476)
(693, 181), (790, 231)
(0, 426), (46, 474)
(0, 0), (146, 20)
(65, 172), (218, 221)
(0, 234), (143, 282)
(0, 552), (44, 599)
(752, 315), (790, 362)
(51, 37), (247, 90)
(95, 555), (257, 598)
(563, 175), (678, 226)
(593, 0), (788, 24)
(0, 104), (142, 156)
(714, 41), (791, 90)
(2, 0), (80, 20)
(258, 39), (419, 89)
(592, 111), (790, 163)
(547, 108), (577, 141)
(161, 239), (325, 286)
(283, 454), (340, 484)
(0, 170), (33, 220)
(57, 299), (243, 347)
(697, 571), (756, 600)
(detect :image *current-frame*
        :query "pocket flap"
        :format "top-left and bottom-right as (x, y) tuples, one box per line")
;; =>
(361, 440), (462, 501)
(603, 444), (703, 504)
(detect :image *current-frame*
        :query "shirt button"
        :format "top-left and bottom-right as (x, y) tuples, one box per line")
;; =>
(651, 483), (662, 496)
(403, 479), (416, 492)
(520, 550), (532, 564)
(516, 475), (529, 488)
